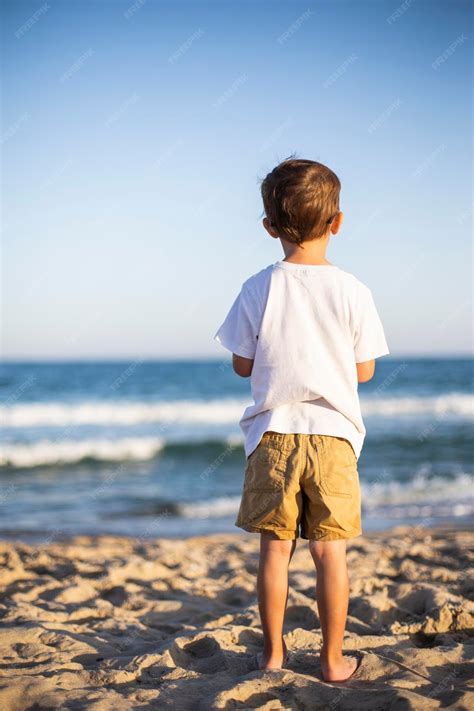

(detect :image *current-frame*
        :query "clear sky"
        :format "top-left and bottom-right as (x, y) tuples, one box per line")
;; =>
(1, 0), (472, 359)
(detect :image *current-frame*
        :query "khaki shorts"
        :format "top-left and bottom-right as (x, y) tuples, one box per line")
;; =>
(235, 431), (362, 541)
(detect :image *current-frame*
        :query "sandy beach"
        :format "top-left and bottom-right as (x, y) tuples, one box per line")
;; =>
(0, 526), (472, 710)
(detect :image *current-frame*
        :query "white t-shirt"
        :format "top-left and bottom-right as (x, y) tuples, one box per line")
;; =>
(214, 260), (390, 460)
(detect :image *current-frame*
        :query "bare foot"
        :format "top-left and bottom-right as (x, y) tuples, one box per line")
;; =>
(320, 653), (358, 682)
(257, 639), (288, 670)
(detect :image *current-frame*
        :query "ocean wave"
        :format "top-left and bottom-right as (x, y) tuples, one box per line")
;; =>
(0, 399), (247, 428)
(0, 435), (243, 469)
(361, 471), (474, 507)
(0, 437), (165, 469)
(362, 393), (473, 417)
(178, 496), (241, 519)
(0, 393), (472, 429)
(1, 423), (472, 470)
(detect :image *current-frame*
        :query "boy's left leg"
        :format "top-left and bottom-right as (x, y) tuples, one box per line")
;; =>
(257, 531), (296, 669)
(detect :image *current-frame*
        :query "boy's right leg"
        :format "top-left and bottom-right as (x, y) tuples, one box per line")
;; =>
(257, 531), (296, 669)
(309, 539), (358, 682)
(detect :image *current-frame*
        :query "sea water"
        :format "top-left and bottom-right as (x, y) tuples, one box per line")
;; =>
(0, 358), (472, 541)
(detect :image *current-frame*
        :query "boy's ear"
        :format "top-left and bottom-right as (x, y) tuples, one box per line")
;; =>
(263, 217), (279, 238)
(331, 211), (344, 235)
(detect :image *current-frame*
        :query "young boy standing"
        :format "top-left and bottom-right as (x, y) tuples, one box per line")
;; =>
(214, 158), (389, 682)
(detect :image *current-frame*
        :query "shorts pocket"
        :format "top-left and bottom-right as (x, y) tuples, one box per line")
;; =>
(236, 438), (288, 527)
(318, 436), (358, 499)
(243, 440), (287, 491)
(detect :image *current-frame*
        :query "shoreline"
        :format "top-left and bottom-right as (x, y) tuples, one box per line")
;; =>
(0, 526), (473, 709)
(0, 515), (472, 546)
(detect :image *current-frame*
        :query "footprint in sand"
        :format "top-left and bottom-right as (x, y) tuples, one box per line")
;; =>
(284, 604), (319, 631)
(218, 586), (253, 608)
(170, 635), (227, 674)
(99, 585), (128, 606)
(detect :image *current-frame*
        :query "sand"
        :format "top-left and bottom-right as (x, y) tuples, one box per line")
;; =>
(0, 526), (472, 710)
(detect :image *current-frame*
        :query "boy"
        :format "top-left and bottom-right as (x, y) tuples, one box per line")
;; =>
(214, 158), (389, 682)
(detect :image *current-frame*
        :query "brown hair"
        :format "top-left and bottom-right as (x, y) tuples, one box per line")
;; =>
(261, 158), (341, 245)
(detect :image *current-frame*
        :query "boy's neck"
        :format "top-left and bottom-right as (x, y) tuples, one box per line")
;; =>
(280, 235), (332, 266)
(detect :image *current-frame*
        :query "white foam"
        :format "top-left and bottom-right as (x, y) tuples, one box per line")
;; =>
(362, 471), (474, 508)
(0, 399), (247, 428)
(179, 472), (474, 520)
(361, 393), (473, 417)
(226, 433), (244, 447)
(0, 437), (164, 468)
(0, 393), (472, 429)
(178, 496), (241, 519)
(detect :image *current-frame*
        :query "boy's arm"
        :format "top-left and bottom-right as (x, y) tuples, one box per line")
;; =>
(232, 354), (254, 377)
(214, 282), (260, 373)
(353, 285), (389, 381)
(356, 359), (375, 382)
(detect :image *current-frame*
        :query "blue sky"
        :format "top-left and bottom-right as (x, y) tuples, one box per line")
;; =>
(2, 0), (472, 359)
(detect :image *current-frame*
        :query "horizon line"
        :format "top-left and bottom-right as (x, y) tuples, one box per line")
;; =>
(1, 353), (473, 364)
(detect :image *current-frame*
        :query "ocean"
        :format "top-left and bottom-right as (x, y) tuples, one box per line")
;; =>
(0, 358), (472, 541)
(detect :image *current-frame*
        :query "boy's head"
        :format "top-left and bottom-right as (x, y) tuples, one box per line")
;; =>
(261, 158), (342, 245)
